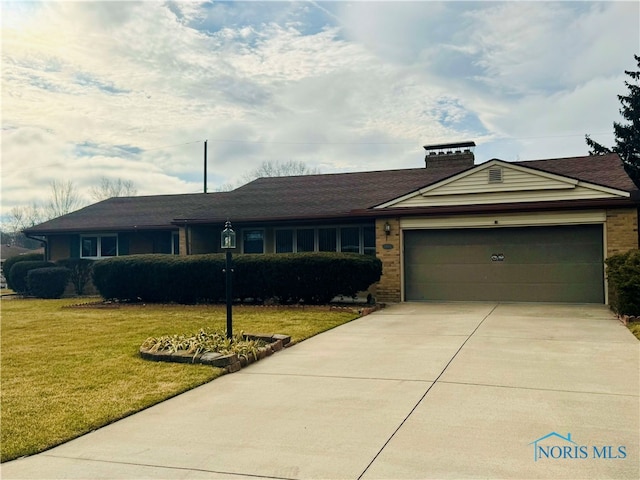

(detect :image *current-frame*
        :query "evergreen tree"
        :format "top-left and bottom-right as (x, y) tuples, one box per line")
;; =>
(586, 54), (640, 188)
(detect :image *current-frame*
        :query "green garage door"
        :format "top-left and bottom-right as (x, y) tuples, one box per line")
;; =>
(404, 225), (604, 303)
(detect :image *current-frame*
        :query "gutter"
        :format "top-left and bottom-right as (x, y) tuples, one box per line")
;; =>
(24, 233), (49, 261)
(172, 212), (373, 227)
(22, 225), (179, 236)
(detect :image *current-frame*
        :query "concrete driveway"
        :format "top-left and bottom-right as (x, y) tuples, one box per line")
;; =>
(3, 303), (639, 479)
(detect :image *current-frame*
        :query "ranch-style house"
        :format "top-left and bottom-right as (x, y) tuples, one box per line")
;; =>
(24, 142), (640, 304)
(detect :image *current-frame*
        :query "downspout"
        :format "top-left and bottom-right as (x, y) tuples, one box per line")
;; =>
(25, 234), (49, 260)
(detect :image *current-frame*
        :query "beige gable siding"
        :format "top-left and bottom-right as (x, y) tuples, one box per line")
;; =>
(420, 165), (576, 196)
(378, 161), (630, 209)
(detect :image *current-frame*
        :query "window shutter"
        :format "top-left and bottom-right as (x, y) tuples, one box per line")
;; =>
(119, 234), (129, 255)
(70, 235), (80, 258)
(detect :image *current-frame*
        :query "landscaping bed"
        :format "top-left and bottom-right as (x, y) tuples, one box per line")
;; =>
(139, 332), (292, 372)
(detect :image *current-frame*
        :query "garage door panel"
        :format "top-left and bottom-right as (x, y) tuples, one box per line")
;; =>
(404, 225), (604, 303)
(407, 280), (603, 303)
(407, 263), (602, 287)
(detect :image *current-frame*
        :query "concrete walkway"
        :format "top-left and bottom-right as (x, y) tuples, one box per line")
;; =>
(3, 303), (639, 479)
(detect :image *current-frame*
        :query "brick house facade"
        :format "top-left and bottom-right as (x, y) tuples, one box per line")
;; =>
(25, 145), (639, 305)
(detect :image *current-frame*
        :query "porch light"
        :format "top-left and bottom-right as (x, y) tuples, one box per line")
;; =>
(221, 220), (236, 339)
(384, 222), (391, 236)
(221, 221), (236, 249)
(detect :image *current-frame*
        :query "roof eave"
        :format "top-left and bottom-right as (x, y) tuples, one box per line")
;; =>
(23, 224), (179, 235)
(172, 211), (371, 226)
(351, 197), (639, 218)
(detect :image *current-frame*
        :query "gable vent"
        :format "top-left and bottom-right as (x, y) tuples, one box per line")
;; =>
(488, 166), (503, 183)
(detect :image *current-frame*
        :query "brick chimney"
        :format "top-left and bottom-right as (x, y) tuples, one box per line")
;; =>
(424, 141), (476, 169)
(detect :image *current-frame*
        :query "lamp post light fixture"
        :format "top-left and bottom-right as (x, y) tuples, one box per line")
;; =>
(221, 221), (236, 339)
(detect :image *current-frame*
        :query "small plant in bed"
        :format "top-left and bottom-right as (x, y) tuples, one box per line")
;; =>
(141, 329), (267, 361)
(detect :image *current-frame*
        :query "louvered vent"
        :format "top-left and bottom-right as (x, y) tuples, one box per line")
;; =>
(488, 167), (503, 183)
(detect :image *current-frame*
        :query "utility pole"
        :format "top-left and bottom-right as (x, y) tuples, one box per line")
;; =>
(204, 139), (208, 193)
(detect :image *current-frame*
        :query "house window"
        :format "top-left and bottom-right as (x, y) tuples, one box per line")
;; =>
(81, 237), (98, 257)
(340, 227), (360, 253)
(101, 236), (117, 256)
(241, 225), (375, 255)
(363, 226), (376, 256)
(276, 229), (294, 253)
(296, 229), (315, 252)
(318, 228), (337, 252)
(243, 230), (264, 254)
(81, 235), (117, 258)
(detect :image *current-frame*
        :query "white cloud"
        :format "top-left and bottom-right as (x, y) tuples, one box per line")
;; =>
(1, 1), (638, 222)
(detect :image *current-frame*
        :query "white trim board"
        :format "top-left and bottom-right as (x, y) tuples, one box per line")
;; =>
(400, 210), (607, 230)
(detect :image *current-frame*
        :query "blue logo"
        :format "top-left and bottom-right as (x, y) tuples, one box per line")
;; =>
(529, 432), (626, 462)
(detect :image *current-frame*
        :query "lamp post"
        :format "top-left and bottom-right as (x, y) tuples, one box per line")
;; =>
(221, 220), (236, 339)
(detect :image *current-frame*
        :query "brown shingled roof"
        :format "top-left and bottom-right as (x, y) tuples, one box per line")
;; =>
(513, 153), (636, 192)
(24, 153), (637, 234)
(25, 193), (216, 234)
(178, 165), (465, 223)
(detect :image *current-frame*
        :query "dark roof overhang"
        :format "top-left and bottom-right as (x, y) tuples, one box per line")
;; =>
(172, 212), (373, 227)
(23, 224), (179, 236)
(350, 197), (639, 219)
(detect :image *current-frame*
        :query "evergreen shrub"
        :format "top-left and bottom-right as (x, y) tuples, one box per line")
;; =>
(27, 267), (72, 299)
(9, 261), (55, 295)
(3, 253), (45, 291)
(606, 249), (640, 316)
(93, 253), (382, 304)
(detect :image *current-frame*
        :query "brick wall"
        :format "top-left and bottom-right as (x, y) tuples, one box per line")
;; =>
(606, 207), (639, 257)
(375, 218), (402, 302)
(178, 227), (187, 256)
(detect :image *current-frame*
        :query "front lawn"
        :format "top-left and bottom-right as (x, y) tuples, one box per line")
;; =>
(0, 298), (359, 462)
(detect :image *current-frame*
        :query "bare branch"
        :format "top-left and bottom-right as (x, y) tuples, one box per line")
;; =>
(89, 177), (138, 201)
(46, 180), (84, 218)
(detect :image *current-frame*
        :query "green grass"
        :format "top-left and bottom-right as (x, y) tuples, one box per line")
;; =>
(628, 321), (640, 341)
(0, 298), (358, 462)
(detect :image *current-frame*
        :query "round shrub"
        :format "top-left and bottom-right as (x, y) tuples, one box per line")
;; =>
(9, 261), (55, 295)
(3, 253), (45, 291)
(27, 267), (72, 299)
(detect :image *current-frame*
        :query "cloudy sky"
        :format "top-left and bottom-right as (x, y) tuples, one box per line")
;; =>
(2, 0), (638, 220)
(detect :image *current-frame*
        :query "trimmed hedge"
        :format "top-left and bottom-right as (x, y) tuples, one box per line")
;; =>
(606, 249), (640, 316)
(27, 267), (71, 299)
(9, 261), (55, 295)
(93, 253), (382, 304)
(3, 253), (45, 291)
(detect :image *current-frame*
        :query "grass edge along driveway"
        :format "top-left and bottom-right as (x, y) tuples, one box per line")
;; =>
(1, 298), (359, 462)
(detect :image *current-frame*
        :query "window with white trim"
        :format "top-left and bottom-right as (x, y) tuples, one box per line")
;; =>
(296, 229), (315, 252)
(243, 229), (264, 254)
(274, 226), (376, 255)
(275, 229), (294, 253)
(362, 226), (375, 256)
(318, 227), (337, 252)
(81, 235), (118, 258)
(340, 227), (360, 253)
